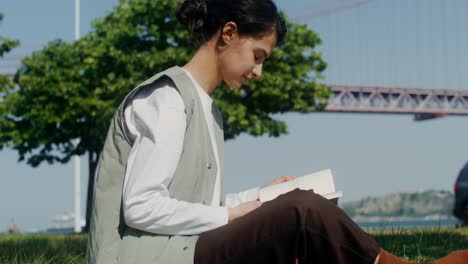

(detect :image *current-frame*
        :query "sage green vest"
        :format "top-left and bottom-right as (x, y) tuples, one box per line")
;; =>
(86, 66), (225, 264)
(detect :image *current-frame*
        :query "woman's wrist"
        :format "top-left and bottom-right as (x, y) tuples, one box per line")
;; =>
(227, 207), (235, 223)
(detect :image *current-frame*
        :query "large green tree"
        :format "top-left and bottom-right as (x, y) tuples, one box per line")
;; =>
(0, 0), (330, 231)
(0, 13), (20, 95)
(0, 11), (20, 166)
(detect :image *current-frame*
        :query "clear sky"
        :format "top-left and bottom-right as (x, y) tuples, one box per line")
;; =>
(1, 0), (467, 232)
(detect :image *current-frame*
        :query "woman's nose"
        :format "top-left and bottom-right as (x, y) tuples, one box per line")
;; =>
(252, 64), (263, 79)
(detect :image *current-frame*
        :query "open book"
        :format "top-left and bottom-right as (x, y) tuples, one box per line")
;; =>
(258, 169), (343, 204)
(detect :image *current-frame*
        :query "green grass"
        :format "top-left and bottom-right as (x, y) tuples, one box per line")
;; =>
(0, 228), (467, 263)
(371, 226), (468, 263)
(0, 234), (87, 264)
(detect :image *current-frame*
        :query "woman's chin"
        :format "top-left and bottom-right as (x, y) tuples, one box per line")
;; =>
(225, 80), (243, 89)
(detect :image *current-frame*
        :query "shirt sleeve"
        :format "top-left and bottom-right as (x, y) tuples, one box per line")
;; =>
(225, 187), (260, 208)
(122, 83), (228, 235)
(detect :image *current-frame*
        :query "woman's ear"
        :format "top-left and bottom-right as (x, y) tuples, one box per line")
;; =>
(219, 21), (238, 46)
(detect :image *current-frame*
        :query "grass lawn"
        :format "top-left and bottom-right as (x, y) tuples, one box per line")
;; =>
(0, 227), (467, 263)
(371, 227), (468, 263)
(0, 233), (86, 264)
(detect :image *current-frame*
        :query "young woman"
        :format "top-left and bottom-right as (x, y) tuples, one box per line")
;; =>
(86, 0), (467, 263)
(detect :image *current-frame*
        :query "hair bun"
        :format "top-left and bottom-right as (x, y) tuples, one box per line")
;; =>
(176, 0), (208, 27)
(176, 0), (287, 47)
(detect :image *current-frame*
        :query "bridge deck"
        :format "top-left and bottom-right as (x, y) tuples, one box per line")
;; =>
(3, 74), (468, 116)
(326, 85), (468, 115)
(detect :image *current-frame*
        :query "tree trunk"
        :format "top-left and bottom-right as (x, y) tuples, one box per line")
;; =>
(83, 150), (99, 233)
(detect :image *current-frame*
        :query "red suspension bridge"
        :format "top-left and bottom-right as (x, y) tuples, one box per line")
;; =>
(4, 73), (467, 120)
(327, 85), (468, 117)
(2, 0), (468, 121)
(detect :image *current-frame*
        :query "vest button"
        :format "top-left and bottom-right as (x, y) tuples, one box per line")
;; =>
(183, 246), (189, 251)
(207, 162), (212, 169)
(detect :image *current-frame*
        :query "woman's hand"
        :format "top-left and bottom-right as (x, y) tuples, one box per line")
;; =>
(227, 200), (262, 222)
(227, 176), (297, 222)
(260, 175), (297, 189)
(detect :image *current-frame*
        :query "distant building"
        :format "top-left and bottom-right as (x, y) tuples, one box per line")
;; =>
(46, 212), (84, 234)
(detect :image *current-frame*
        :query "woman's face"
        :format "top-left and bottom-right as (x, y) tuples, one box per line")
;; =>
(217, 24), (277, 89)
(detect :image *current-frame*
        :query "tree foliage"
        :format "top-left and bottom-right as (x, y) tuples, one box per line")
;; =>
(0, 0), (331, 230)
(0, 13), (19, 57)
(0, 13), (20, 98)
(0, 12), (20, 159)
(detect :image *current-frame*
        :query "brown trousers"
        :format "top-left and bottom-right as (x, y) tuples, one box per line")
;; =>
(194, 189), (380, 264)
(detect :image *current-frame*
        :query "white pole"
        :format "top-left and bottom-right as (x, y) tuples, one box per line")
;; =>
(75, 0), (80, 40)
(74, 155), (81, 233)
(74, 0), (81, 234)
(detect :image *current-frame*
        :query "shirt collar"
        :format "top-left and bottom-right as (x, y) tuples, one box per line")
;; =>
(181, 67), (213, 104)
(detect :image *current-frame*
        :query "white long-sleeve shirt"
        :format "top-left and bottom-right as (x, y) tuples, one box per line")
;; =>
(122, 69), (259, 235)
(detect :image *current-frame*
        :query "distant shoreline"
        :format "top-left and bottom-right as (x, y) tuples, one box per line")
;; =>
(354, 216), (459, 229)
(352, 214), (456, 223)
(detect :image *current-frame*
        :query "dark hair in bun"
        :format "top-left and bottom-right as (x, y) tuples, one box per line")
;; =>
(176, 0), (287, 47)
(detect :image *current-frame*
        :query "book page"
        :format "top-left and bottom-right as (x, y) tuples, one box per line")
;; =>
(295, 169), (335, 195)
(258, 169), (343, 202)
